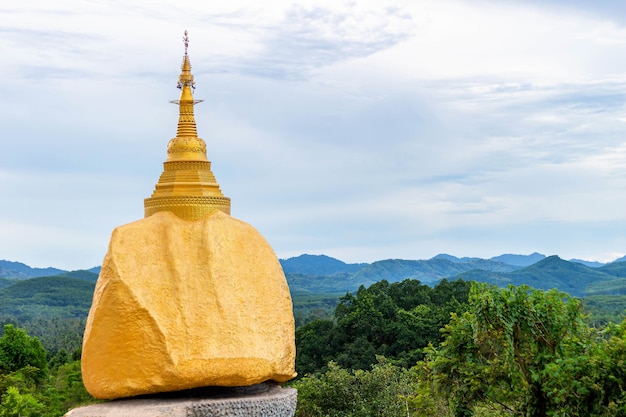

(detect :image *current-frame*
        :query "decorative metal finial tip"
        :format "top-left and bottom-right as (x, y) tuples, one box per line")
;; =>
(183, 30), (189, 55)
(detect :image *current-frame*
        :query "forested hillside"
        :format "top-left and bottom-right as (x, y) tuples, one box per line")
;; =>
(0, 276), (96, 322)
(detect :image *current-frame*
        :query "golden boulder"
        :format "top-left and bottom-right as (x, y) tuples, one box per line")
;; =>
(81, 211), (296, 400)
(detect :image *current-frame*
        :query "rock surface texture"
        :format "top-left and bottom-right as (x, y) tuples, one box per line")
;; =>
(81, 211), (296, 400)
(65, 383), (297, 417)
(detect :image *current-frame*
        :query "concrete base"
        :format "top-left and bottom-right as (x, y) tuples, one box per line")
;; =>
(65, 383), (297, 417)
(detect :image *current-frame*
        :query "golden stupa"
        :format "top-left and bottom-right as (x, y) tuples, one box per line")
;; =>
(81, 32), (296, 400)
(144, 31), (230, 220)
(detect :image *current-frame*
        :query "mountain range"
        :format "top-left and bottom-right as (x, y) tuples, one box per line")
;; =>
(279, 253), (626, 296)
(1, 252), (626, 320)
(2, 252), (624, 281)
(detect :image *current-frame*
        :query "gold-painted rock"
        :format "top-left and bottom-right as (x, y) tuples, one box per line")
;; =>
(81, 210), (296, 400)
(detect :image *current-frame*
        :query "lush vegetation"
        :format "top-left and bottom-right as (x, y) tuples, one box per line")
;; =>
(293, 359), (418, 417)
(296, 279), (471, 374)
(293, 282), (626, 417)
(0, 324), (95, 417)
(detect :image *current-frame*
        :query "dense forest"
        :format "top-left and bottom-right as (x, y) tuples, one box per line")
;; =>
(0, 261), (625, 416)
(292, 282), (626, 417)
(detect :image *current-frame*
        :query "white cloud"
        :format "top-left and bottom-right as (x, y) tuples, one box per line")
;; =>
(1, 0), (626, 268)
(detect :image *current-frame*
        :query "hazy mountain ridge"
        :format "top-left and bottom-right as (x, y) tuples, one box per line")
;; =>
(490, 252), (547, 267)
(279, 253), (626, 296)
(3, 252), (621, 280)
(0, 253), (625, 323)
(0, 260), (65, 279)
(349, 257), (518, 285)
(454, 255), (626, 297)
(0, 260), (100, 280)
(1, 252), (625, 300)
(280, 254), (367, 275)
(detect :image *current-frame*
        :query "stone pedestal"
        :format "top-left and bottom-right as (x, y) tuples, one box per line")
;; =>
(65, 383), (296, 417)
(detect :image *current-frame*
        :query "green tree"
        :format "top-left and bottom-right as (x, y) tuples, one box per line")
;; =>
(295, 319), (334, 375)
(0, 324), (97, 416)
(296, 279), (471, 374)
(293, 358), (417, 417)
(0, 386), (43, 417)
(0, 325), (47, 384)
(424, 283), (617, 417)
(39, 360), (95, 416)
(604, 320), (626, 415)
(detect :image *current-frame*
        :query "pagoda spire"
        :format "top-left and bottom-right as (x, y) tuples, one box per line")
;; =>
(144, 31), (231, 220)
(166, 30), (205, 161)
(170, 30), (202, 140)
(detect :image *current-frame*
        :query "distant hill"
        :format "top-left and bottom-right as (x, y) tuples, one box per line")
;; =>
(597, 262), (626, 278)
(55, 270), (99, 282)
(454, 256), (622, 297)
(569, 259), (605, 268)
(585, 278), (626, 296)
(280, 254), (366, 275)
(433, 254), (482, 263)
(0, 275), (96, 321)
(0, 260), (65, 279)
(350, 258), (517, 285)
(284, 257), (519, 294)
(489, 252), (547, 267)
(286, 272), (356, 294)
(613, 254), (626, 263)
(0, 277), (17, 291)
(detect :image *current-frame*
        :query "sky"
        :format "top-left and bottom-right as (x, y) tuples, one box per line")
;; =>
(2, 0), (626, 270)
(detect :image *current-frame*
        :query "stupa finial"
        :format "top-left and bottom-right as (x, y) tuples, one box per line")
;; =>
(177, 30), (196, 91)
(169, 31), (203, 147)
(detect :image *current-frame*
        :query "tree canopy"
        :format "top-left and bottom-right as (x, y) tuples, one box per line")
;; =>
(296, 278), (471, 374)
(421, 283), (626, 417)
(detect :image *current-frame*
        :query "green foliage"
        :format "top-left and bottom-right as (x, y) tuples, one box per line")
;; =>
(296, 278), (471, 375)
(0, 325), (48, 383)
(292, 358), (417, 417)
(40, 361), (95, 415)
(423, 283), (626, 417)
(0, 325), (96, 417)
(0, 386), (44, 417)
